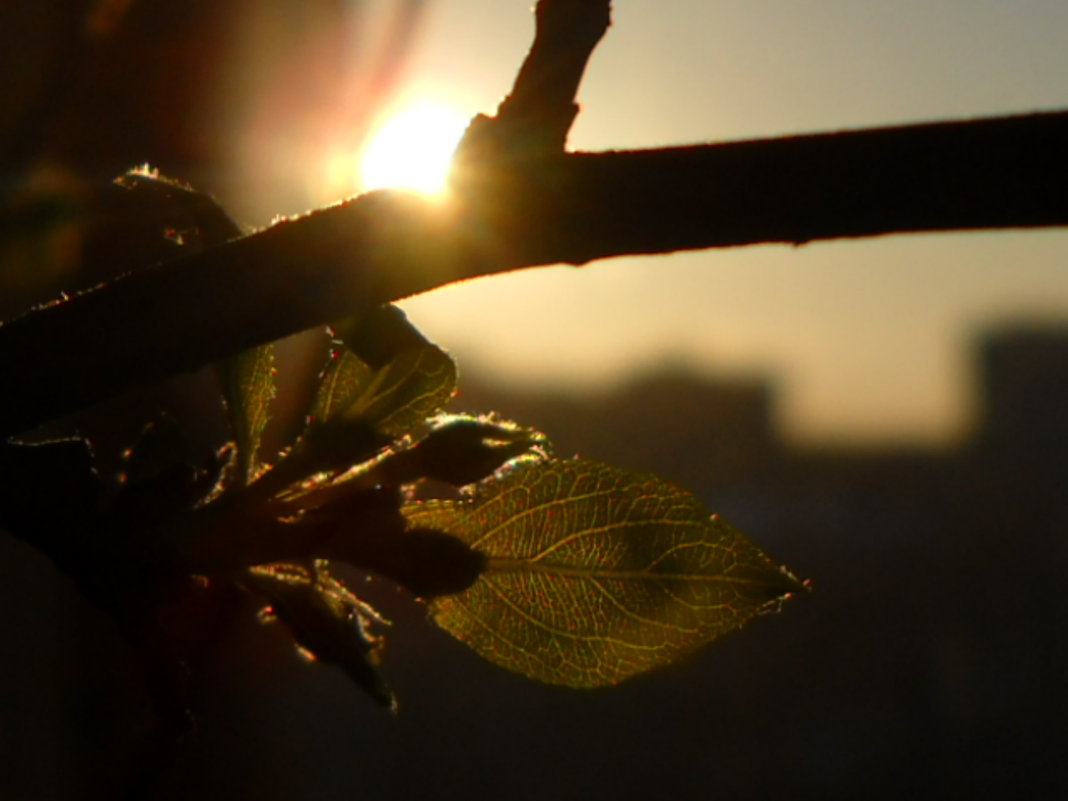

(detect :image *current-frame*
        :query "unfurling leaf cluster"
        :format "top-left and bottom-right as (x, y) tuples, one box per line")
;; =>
(0, 172), (803, 717)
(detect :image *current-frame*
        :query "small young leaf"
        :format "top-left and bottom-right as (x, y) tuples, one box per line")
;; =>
(312, 345), (455, 439)
(269, 305), (458, 491)
(331, 304), (433, 369)
(242, 560), (395, 709)
(312, 348), (374, 423)
(404, 459), (804, 688)
(217, 343), (276, 484)
(313, 305), (457, 439)
(378, 414), (548, 487)
(350, 346), (457, 438)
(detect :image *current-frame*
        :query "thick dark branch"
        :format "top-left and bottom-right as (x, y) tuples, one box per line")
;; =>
(493, 110), (1068, 263)
(491, 0), (611, 153)
(451, 0), (609, 170)
(2, 110), (1067, 437)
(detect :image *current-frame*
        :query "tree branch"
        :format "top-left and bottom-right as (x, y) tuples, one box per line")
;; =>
(461, 0), (610, 157)
(500, 110), (1068, 260)
(1, 109), (1066, 438)
(1, 110), (1066, 437)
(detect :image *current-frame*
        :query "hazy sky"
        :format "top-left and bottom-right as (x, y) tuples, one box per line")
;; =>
(373, 1), (1068, 445)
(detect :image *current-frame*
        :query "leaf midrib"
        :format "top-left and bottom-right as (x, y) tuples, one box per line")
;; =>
(485, 557), (778, 586)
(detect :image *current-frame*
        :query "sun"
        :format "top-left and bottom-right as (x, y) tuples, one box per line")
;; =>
(358, 100), (470, 197)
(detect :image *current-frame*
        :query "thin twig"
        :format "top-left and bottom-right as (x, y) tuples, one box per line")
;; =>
(459, 0), (611, 157)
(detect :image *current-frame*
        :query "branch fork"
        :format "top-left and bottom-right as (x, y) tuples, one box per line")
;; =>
(2, 0), (1067, 437)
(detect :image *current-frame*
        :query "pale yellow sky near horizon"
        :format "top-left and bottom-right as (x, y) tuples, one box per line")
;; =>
(390, 0), (1068, 447)
(240, 0), (1068, 447)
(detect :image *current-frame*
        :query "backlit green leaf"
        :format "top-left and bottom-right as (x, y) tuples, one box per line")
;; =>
(404, 458), (803, 687)
(218, 343), (276, 484)
(312, 348), (374, 423)
(349, 346), (456, 437)
(379, 415), (548, 487)
(242, 560), (394, 709)
(311, 306), (456, 439)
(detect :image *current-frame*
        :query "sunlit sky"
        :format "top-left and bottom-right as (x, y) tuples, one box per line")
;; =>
(258, 1), (1068, 446)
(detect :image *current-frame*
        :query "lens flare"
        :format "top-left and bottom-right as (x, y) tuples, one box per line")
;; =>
(359, 100), (469, 196)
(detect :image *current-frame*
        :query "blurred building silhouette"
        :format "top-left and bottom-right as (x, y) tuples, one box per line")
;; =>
(455, 368), (777, 491)
(3, 322), (1067, 801)
(976, 323), (1068, 456)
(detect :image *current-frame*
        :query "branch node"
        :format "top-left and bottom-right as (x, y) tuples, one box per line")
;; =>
(454, 0), (611, 168)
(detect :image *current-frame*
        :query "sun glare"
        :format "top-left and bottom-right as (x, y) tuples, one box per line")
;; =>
(359, 100), (469, 197)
